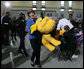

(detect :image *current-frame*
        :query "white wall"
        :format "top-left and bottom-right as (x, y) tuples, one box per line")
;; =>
(1, 1), (83, 19)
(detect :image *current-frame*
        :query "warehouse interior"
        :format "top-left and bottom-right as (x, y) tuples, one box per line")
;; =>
(1, 1), (83, 68)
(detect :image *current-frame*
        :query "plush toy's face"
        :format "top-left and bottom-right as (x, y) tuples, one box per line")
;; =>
(35, 17), (56, 34)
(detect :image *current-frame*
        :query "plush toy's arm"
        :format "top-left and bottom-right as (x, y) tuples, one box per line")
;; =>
(42, 34), (61, 52)
(43, 34), (61, 46)
(30, 17), (43, 34)
(30, 24), (37, 34)
(42, 37), (56, 52)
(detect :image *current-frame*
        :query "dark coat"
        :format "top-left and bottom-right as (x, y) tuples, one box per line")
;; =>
(16, 17), (26, 37)
(2, 15), (11, 31)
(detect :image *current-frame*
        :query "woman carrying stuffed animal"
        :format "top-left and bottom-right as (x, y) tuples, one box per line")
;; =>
(27, 10), (42, 68)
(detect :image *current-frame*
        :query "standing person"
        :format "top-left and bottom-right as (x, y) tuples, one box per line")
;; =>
(2, 12), (12, 45)
(27, 10), (42, 67)
(16, 13), (29, 57)
(10, 16), (17, 46)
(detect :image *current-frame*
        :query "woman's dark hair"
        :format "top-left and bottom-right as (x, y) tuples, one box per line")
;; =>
(27, 10), (35, 16)
(64, 25), (70, 31)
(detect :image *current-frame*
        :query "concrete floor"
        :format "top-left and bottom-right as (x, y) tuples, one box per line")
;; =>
(1, 35), (83, 68)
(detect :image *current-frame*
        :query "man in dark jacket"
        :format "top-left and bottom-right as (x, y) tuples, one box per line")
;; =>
(2, 12), (12, 45)
(16, 13), (28, 57)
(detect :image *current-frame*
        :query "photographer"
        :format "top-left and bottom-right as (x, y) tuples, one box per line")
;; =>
(16, 13), (29, 57)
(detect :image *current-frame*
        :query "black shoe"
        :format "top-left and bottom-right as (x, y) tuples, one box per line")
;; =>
(35, 62), (42, 68)
(31, 63), (35, 67)
(30, 61), (35, 67)
(14, 38), (17, 41)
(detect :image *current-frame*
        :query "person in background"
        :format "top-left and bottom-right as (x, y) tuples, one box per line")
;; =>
(57, 18), (80, 59)
(57, 18), (74, 34)
(2, 12), (12, 45)
(60, 25), (79, 60)
(10, 16), (17, 46)
(1, 12), (5, 24)
(16, 13), (29, 57)
(74, 24), (83, 47)
(27, 10), (42, 68)
(55, 18), (59, 28)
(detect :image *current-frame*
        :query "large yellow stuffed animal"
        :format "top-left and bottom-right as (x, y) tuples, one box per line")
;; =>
(31, 17), (65, 52)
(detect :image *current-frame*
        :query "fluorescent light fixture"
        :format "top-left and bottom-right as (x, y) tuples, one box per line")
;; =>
(33, 1), (36, 5)
(42, 1), (45, 5)
(41, 8), (45, 10)
(5, 2), (10, 7)
(61, 1), (64, 7)
(32, 8), (36, 10)
(68, 9), (72, 11)
(61, 9), (64, 11)
(69, 1), (72, 7)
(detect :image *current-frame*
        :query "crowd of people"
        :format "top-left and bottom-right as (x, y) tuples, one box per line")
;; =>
(1, 10), (83, 68)
(1, 12), (29, 57)
(54, 17), (83, 61)
(55, 17), (83, 47)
